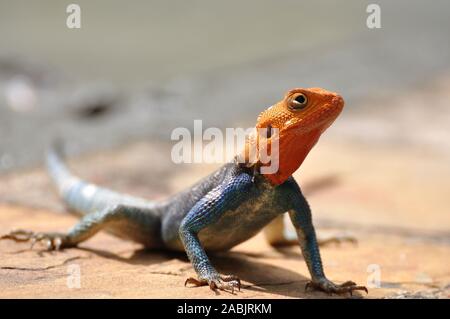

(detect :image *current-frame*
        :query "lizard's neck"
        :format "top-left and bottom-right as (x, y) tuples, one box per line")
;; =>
(244, 128), (322, 186)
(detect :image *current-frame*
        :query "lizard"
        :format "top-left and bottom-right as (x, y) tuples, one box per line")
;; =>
(1, 87), (367, 295)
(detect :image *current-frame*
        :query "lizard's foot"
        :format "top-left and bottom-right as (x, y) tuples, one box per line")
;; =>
(305, 278), (368, 296)
(317, 234), (357, 247)
(0, 229), (70, 251)
(185, 274), (241, 293)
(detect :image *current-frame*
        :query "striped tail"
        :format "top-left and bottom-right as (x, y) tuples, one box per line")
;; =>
(46, 142), (155, 216)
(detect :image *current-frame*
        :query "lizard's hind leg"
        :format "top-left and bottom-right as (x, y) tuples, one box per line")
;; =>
(1, 205), (162, 250)
(264, 215), (356, 247)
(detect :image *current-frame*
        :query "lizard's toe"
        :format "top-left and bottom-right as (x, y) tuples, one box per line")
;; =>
(184, 277), (208, 287)
(209, 277), (240, 294)
(1, 230), (68, 251)
(305, 278), (368, 296)
(30, 233), (67, 251)
(220, 275), (241, 291)
(184, 274), (241, 294)
(0, 229), (34, 242)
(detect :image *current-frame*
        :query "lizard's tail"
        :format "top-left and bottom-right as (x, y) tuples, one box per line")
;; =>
(46, 141), (79, 198)
(46, 141), (157, 216)
(46, 141), (87, 215)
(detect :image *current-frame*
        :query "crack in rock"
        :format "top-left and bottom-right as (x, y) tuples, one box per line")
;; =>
(148, 271), (182, 277)
(0, 256), (85, 271)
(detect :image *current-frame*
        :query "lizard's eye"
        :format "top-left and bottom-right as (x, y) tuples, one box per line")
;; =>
(290, 94), (308, 110)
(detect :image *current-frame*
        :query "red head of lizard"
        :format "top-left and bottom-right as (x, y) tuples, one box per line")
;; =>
(238, 87), (344, 185)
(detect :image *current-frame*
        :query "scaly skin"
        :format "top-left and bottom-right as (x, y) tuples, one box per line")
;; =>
(1, 88), (367, 296)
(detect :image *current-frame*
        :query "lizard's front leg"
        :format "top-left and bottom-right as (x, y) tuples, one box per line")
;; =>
(179, 173), (252, 293)
(180, 229), (241, 293)
(282, 178), (367, 296)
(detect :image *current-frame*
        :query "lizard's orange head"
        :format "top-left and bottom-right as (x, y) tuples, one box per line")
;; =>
(256, 87), (344, 136)
(241, 88), (344, 185)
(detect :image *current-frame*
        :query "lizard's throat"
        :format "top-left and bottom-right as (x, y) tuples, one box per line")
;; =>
(261, 129), (322, 185)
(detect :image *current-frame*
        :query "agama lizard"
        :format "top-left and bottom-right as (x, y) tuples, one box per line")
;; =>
(1, 87), (367, 295)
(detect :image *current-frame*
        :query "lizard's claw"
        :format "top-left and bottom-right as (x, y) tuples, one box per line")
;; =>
(185, 274), (241, 293)
(0, 229), (68, 251)
(0, 230), (34, 242)
(305, 278), (368, 296)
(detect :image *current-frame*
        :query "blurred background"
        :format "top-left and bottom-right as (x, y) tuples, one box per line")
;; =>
(1, 0), (450, 168)
(0, 0), (449, 298)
